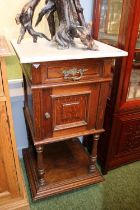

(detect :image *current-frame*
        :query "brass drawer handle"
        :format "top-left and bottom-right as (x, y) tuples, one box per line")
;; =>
(62, 68), (87, 81)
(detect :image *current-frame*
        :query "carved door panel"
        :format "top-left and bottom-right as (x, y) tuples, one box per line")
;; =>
(0, 102), (20, 202)
(111, 113), (140, 156)
(42, 83), (100, 138)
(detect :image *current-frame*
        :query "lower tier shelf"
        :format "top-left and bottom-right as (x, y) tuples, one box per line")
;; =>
(23, 139), (104, 201)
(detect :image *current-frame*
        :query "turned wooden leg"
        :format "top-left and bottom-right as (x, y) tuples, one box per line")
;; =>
(83, 135), (93, 154)
(36, 146), (46, 186)
(89, 134), (100, 173)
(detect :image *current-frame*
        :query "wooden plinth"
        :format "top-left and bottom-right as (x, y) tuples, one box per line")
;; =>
(23, 139), (104, 201)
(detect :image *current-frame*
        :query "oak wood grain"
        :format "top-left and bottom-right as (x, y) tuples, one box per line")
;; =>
(0, 46), (29, 209)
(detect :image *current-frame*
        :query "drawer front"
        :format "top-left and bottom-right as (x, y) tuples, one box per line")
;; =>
(42, 83), (100, 139)
(40, 59), (103, 84)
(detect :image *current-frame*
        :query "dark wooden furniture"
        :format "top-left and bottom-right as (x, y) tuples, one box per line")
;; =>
(22, 58), (109, 200)
(12, 39), (127, 200)
(92, 0), (140, 174)
(0, 37), (29, 210)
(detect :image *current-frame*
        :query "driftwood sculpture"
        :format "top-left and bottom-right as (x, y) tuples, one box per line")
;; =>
(15, 0), (50, 43)
(16, 0), (97, 50)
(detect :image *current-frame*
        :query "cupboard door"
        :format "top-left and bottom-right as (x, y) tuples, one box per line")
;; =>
(94, 0), (123, 46)
(42, 83), (100, 138)
(107, 113), (140, 169)
(127, 24), (140, 100)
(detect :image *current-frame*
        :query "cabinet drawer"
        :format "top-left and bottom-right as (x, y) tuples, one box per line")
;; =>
(29, 59), (104, 85)
(46, 59), (103, 83)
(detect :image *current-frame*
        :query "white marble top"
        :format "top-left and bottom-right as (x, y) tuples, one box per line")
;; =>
(11, 38), (128, 63)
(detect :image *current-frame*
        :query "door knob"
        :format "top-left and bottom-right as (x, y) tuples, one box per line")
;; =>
(45, 112), (51, 119)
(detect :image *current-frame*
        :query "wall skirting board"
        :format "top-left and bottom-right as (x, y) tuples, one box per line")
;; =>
(9, 79), (29, 158)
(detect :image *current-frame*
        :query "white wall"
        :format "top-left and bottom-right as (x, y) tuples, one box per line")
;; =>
(11, 99), (29, 157)
(9, 81), (29, 158)
(81, 0), (94, 22)
(0, 0), (47, 39)
(0, 0), (93, 40)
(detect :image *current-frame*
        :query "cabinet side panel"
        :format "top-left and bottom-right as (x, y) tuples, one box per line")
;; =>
(96, 83), (110, 129)
(32, 89), (42, 139)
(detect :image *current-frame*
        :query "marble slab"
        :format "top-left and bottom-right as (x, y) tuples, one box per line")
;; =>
(11, 38), (128, 63)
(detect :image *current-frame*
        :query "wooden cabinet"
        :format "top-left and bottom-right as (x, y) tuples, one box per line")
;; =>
(12, 39), (127, 200)
(22, 58), (109, 200)
(0, 38), (29, 210)
(23, 59), (111, 143)
(92, 0), (140, 174)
